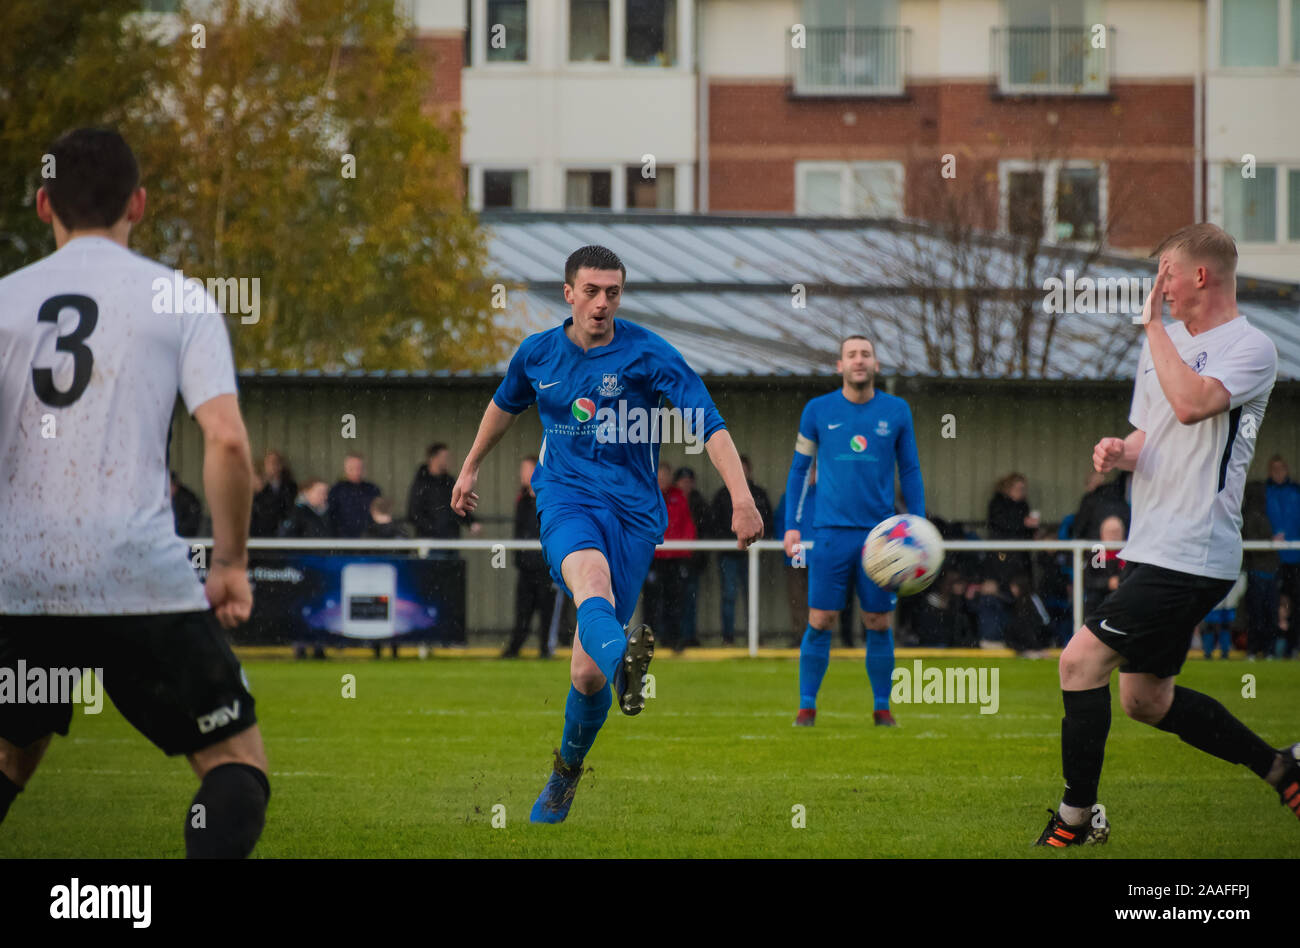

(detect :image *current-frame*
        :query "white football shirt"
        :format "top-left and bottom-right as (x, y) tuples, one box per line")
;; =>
(1120, 315), (1277, 580)
(0, 236), (237, 614)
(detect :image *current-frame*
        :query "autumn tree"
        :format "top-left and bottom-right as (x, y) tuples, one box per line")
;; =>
(2, 0), (512, 372)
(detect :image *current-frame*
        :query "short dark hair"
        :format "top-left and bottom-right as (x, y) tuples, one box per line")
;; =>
(44, 128), (140, 230)
(565, 245), (626, 286)
(840, 335), (874, 357)
(370, 496), (392, 517)
(426, 442), (449, 459)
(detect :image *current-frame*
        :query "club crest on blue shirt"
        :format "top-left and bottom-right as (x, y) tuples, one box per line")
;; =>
(876, 419), (890, 437)
(598, 373), (624, 397)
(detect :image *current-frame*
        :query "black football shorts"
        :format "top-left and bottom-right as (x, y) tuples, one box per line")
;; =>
(0, 610), (256, 755)
(1084, 563), (1235, 678)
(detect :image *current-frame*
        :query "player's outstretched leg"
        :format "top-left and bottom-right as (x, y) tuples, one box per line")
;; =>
(864, 617), (897, 726)
(795, 622), (831, 726)
(1131, 680), (1299, 824)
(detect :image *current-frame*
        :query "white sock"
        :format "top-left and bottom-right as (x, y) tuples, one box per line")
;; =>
(1058, 802), (1091, 825)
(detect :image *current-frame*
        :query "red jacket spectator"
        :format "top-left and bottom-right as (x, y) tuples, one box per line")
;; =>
(656, 485), (696, 559)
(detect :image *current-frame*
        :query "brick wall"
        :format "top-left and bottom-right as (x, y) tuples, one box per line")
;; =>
(707, 80), (1196, 249)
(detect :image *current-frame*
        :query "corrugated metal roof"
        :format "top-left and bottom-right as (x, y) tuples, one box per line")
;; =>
(481, 212), (1300, 381)
(237, 212), (1298, 382)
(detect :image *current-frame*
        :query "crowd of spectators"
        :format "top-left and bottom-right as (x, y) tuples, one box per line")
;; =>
(167, 446), (1300, 658)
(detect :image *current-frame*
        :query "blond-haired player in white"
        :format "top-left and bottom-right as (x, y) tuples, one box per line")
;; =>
(1035, 222), (1298, 847)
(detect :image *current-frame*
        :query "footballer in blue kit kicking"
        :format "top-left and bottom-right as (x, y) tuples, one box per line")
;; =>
(782, 336), (925, 728)
(452, 245), (764, 823)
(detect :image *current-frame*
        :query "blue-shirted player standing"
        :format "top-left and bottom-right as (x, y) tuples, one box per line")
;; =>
(452, 246), (764, 823)
(782, 335), (925, 727)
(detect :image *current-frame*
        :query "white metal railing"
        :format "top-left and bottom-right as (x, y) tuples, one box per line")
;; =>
(791, 26), (909, 96)
(990, 26), (1113, 95)
(194, 537), (1300, 657)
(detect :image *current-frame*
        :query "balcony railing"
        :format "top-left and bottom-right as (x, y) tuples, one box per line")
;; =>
(990, 26), (1114, 95)
(791, 27), (910, 96)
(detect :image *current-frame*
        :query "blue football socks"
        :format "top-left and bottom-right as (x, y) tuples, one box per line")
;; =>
(559, 684), (612, 767)
(865, 627), (895, 712)
(798, 623), (832, 710)
(576, 597), (626, 685)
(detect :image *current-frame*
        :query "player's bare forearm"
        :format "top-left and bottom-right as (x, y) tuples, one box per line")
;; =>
(705, 430), (764, 547)
(463, 401), (518, 474)
(705, 429), (752, 508)
(1142, 266), (1231, 425)
(195, 394), (253, 565)
(1145, 319), (1230, 424)
(452, 401), (518, 515)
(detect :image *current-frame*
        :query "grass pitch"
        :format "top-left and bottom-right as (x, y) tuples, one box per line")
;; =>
(2, 654), (1296, 858)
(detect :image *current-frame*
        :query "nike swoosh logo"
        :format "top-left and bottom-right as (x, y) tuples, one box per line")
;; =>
(600, 638), (620, 649)
(1144, 367), (1155, 374)
(539, 381), (561, 389)
(827, 423), (843, 429)
(1099, 619), (1127, 636)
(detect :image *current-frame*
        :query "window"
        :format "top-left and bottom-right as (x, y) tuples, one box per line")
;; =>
(1056, 166), (1100, 241)
(626, 0), (678, 66)
(1223, 165), (1278, 242)
(1007, 170), (1045, 239)
(1220, 0), (1300, 66)
(485, 0), (527, 63)
(796, 0), (905, 94)
(1222, 0), (1279, 66)
(1000, 162), (1103, 242)
(1294, 0), (1300, 61)
(570, 0), (611, 61)
(566, 170), (613, 209)
(625, 165), (676, 209)
(1290, 169), (1300, 241)
(796, 162), (903, 217)
(483, 170), (530, 209)
(566, 0), (687, 68)
(999, 0), (1106, 93)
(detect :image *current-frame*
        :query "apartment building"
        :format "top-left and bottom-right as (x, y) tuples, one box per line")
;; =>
(1204, 0), (1300, 280)
(415, 0), (1297, 276)
(416, 0), (698, 212)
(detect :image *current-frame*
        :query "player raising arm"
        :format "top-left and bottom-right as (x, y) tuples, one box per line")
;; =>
(452, 245), (762, 824)
(1036, 223), (1299, 847)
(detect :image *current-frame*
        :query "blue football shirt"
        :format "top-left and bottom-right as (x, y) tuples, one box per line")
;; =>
(493, 316), (726, 542)
(783, 389), (924, 532)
